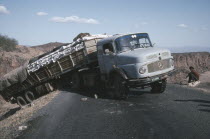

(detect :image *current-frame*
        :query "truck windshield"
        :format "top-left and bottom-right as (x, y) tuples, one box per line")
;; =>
(115, 33), (152, 53)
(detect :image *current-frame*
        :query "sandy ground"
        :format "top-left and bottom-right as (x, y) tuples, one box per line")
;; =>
(0, 91), (59, 139)
(199, 71), (210, 83)
(176, 71), (210, 93)
(196, 71), (210, 93)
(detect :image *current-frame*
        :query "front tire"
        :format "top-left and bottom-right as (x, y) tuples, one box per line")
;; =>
(151, 79), (167, 93)
(113, 74), (128, 99)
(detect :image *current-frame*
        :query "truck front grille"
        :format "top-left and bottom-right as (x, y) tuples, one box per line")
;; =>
(147, 59), (170, 73)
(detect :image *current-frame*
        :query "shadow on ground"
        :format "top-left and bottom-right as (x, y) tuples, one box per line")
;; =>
(59, 85), (149, 100)
(175, 99), (210, 103)
(0, 107), (20, 121)
(174, 99), (210, 113)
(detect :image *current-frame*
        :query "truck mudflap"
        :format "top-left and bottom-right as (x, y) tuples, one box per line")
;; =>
(127, 70), (174, 87)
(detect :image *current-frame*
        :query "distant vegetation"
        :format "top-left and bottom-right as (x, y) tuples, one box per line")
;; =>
(0, 34), (18, 52)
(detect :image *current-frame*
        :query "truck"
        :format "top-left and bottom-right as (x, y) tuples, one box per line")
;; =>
(0, 33), (174, 106)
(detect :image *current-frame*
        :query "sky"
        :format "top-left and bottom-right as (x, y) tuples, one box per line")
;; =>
(0, 0), (209, 50)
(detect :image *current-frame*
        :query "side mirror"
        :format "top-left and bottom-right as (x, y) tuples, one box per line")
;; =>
(153, 43), (156, 47)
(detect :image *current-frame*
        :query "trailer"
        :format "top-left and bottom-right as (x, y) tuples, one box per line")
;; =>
(0, 34), (108, 106)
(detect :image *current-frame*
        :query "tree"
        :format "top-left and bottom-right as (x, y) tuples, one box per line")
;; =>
(0, 34), (18, 52)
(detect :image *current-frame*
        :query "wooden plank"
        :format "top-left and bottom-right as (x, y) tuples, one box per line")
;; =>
(69, 55), (75, 67)
(86, 46), (97, 54)
(48, 62), (61, 75)
(84, 39), (97, 47)
(34, 73), (41, 82)
(46, 66), (52, 76)
(57, 61), (63, 72)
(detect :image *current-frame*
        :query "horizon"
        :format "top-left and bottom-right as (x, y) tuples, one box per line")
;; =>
(26, 41), (210, 53)
(0, 0), (210, 49)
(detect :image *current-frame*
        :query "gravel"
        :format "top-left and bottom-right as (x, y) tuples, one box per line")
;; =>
(0, 91), (59, 139)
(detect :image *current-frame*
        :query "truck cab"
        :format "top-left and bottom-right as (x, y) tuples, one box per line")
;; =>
(97, 33), (174, 97)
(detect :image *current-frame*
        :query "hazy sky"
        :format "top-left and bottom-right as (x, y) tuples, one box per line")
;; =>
(0, 0), (209, 48)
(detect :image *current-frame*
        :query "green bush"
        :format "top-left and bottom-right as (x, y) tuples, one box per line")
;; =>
(0, 34), (18, 52)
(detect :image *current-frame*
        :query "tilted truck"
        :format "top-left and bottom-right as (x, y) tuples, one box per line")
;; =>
(0, 33), (174, 106)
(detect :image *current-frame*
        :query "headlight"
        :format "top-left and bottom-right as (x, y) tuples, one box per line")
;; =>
(139, 66), (147, 74)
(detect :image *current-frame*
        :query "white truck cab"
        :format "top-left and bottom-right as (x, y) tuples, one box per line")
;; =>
(97, 33), (174, 97)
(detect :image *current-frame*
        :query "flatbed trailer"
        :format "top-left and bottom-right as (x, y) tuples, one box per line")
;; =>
(0, 36), (107, 106)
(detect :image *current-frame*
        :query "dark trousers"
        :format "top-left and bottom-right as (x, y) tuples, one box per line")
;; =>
(188, 73), (198, 83)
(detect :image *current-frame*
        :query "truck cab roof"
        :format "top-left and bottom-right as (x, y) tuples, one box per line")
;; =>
(97, 33), (149, 46)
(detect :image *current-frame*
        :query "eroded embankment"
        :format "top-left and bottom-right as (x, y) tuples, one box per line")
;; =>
(0, 91), (59, 139)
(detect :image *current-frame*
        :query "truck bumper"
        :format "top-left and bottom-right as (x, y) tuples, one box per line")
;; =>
(127, 70), (174, 87)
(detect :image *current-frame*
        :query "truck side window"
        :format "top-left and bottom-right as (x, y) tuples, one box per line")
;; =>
(103, 43), (114, 54)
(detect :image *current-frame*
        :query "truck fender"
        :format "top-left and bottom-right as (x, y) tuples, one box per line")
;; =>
(110, 67), (128, 80)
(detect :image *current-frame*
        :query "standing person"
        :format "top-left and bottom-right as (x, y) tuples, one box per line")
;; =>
(186, 66), (199, 83)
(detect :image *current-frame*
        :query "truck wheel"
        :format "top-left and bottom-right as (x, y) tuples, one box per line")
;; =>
(71, 72), (81, 89)
(17, 96), (27, 107)
(113, 74), (128, 99)
(25, 91), (35, 103)
(151, 79), (167, 93)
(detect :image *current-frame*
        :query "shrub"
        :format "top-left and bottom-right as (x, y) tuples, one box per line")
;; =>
(0, 34), (18, 52)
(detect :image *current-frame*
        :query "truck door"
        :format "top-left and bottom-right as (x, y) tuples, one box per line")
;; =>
(98, 43), (116, 74)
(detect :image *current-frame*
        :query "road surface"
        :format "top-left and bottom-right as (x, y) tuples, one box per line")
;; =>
(18, 84), (210, 139)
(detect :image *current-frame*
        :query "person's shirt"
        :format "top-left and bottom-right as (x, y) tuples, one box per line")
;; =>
(191, 70), (199, 80)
